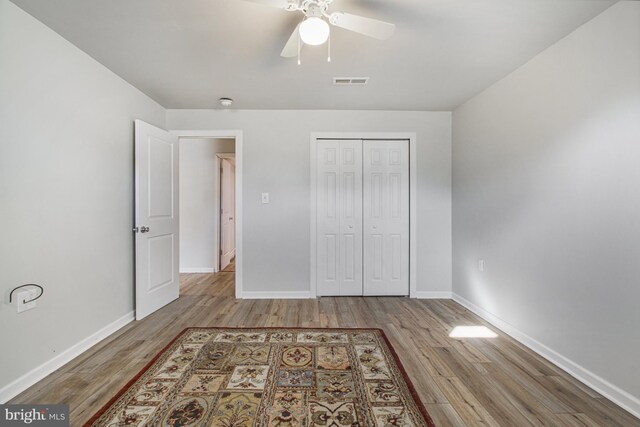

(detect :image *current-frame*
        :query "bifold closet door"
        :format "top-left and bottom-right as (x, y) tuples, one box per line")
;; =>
(316, 140), (363, 296)
(363, 140), (409, 296)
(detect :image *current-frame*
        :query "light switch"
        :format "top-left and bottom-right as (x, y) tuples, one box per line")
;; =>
(478, 259), (485, 272)
(261, 192), (270, 204)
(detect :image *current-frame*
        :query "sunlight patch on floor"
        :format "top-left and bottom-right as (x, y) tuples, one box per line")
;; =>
(449, 325), (498, 338)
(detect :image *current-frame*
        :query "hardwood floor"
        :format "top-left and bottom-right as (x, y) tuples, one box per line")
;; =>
(11, 271), (639, 426)
(221, 258), (235, 272)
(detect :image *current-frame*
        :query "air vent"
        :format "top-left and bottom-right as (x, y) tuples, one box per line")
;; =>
(333, 77), (370, 86)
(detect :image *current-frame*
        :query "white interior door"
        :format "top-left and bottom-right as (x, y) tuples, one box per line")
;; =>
(134, 120), (179, 320)
(363, 140), (409, 296)
(220, 157), (236, 270)
(316, 140), (363, 296)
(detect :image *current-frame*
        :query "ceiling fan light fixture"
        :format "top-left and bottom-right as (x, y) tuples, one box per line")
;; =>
(299, 17), (330, 46)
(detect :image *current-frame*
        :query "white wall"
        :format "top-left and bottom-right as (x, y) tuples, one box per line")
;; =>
(179, 138), (235, 272)
(452, 1), (640, 415)
(167, 110), (452, 296)
(0, 0), (165, 399)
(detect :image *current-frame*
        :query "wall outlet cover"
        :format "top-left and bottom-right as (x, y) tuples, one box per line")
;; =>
(16, 289), (37, 313)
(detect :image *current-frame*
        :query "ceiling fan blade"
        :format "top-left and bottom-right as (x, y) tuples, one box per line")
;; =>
(330, 12), (395, 40)
(281, 24), (301, 57)
(240, 0), (297, 10)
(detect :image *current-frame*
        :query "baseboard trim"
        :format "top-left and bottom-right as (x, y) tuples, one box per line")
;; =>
(180, 268), (215, 273)
(452, 293), (640, 419)
(241, 291), (312, 300)
(414, 291), (452, 299)
(0, 311), (135, 403)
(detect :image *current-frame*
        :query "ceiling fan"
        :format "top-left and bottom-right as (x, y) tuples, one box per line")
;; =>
(241, 0), (396, 59)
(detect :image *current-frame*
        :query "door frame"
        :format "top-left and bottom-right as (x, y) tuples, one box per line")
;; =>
(216, 153), (236, 271)
(310, 132), (418, 298)
(171, 130), (243, 299)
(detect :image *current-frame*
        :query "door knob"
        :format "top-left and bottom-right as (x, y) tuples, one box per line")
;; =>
(140, 226), (150, 233)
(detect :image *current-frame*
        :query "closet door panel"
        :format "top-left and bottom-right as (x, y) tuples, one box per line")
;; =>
(317, 142), (341, 296)
(339, 142), (363, 295)
(317, 140), (363, 296)
(363, 140), (409, 296)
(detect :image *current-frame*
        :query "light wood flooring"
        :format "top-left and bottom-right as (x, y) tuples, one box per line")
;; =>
(221, 258), (235, 272)
(11, 271), (639, 426)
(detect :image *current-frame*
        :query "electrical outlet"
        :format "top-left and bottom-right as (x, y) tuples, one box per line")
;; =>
(16, 289), (37, 313)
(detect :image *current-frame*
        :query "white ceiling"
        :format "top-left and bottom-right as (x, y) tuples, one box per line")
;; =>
(11, 0), (616, 110)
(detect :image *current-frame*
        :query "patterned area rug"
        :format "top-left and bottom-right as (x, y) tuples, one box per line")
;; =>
(84, 328), (435, 427)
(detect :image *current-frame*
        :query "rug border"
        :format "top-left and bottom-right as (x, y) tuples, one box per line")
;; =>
(82, 327), (437, 427)
(82, 328), (191, 427)
(375, 328), (437, 427)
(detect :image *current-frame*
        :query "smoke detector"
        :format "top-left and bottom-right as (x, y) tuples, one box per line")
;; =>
(219, 97), (233, 107)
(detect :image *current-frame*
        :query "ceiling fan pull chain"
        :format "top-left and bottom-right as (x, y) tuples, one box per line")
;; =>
(327, 30), (331, 62)
(297, 31), (302, 65)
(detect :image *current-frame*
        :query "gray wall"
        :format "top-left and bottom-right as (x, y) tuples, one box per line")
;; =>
(179, 138), (235, 271)
(167, 110), (452, 295)
(0, 0), (165, 393)
(452, 0), (640, 406)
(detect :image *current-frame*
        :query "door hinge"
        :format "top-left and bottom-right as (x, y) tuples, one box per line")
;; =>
(132, 227), (139, 233)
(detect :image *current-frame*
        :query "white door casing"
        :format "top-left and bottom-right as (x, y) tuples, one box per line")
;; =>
(363, 140), (409, 296)
(220, 157), (236, 270)
(316, 140), (363, 296)
(134, 120), (180, 320)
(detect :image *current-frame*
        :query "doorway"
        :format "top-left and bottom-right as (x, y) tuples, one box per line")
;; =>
(173, 130), (243, 298)
(178, 138), (235, 277)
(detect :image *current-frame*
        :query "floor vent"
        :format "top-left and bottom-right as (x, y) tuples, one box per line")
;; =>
(333, 77), (370, 86)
